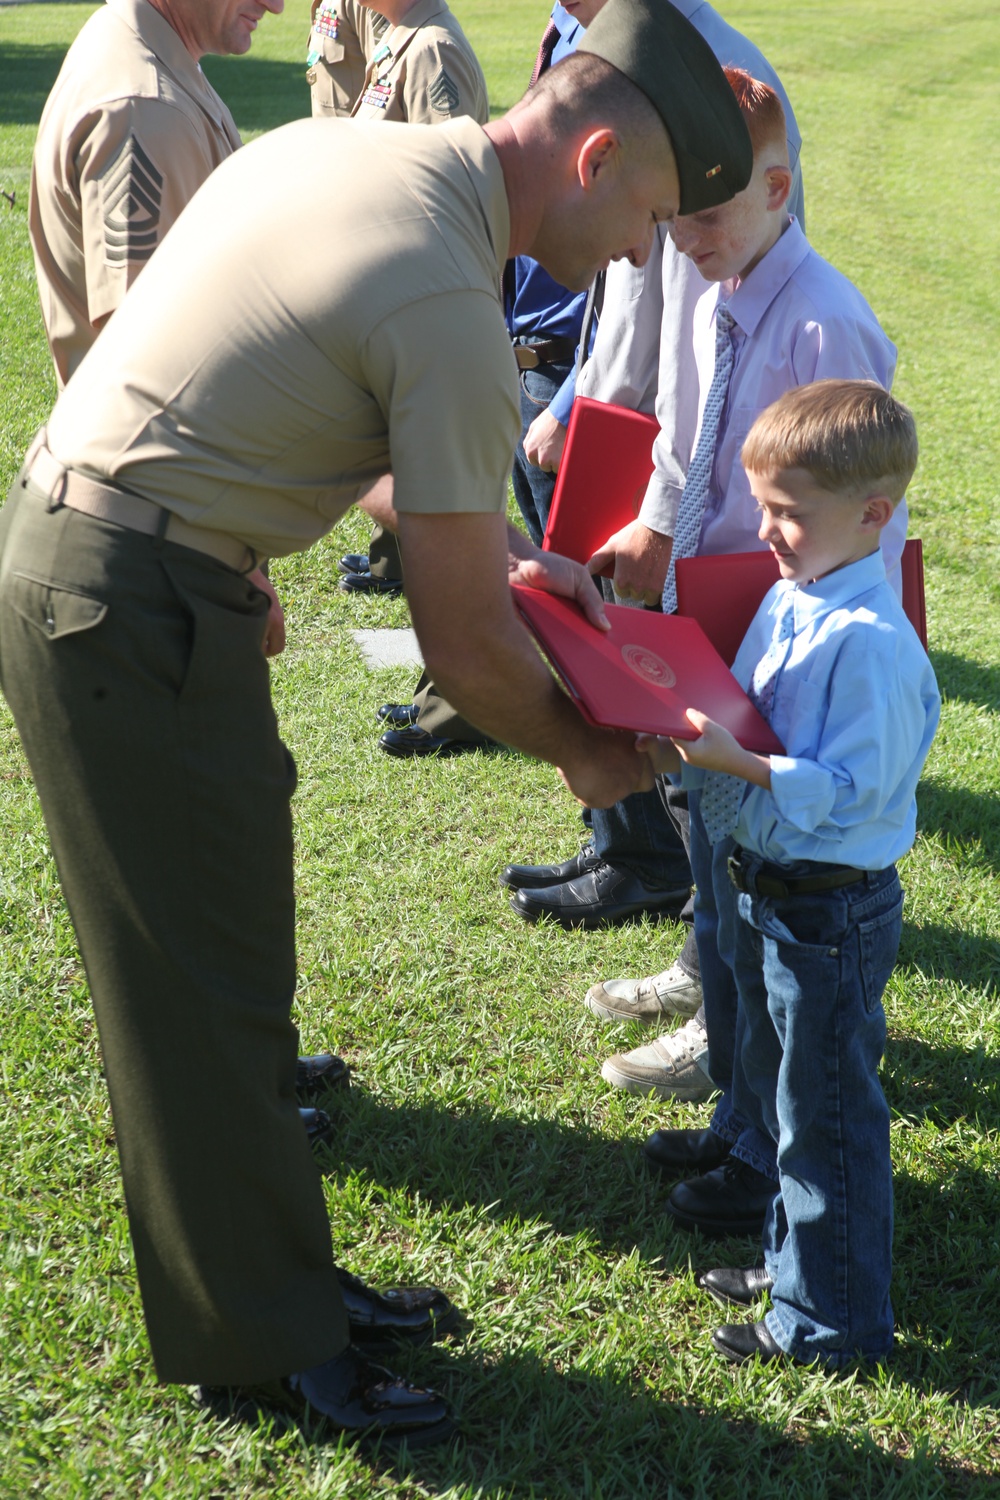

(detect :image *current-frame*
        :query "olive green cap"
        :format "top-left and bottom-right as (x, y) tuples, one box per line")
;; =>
(578, 0), (753, 214)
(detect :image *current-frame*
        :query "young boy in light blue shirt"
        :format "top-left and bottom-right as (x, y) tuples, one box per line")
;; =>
(647, 379), (940, 1367)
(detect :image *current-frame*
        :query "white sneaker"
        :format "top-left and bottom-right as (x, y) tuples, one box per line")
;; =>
(585, 961), (703, 1024)
(600, 1014), (714, 1102)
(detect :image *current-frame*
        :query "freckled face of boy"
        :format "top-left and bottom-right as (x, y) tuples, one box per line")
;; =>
(668, 153), (791, 283)
(750, 468), (886, 584)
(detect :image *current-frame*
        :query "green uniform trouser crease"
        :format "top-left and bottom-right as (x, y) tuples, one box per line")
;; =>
(0, 477), (350, 1386)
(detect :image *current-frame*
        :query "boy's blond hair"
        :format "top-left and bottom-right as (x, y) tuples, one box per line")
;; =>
(741, 379), (917, 503)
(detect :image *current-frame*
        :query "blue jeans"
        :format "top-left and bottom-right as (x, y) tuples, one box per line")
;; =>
(687, 791), (776, 1178)
(731, 854), (903, 1366)
(511, 360), (571, 547)
(589, 785), (692, 894)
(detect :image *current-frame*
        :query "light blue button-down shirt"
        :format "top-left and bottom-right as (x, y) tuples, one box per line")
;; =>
(683, 217), (908, 594)
(725, 551), (940, 868)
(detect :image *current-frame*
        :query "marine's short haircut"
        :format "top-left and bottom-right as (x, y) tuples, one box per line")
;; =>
(518, 52), (669, 162)
(741, 380), (918, 504)
(723, 66), (787, 159)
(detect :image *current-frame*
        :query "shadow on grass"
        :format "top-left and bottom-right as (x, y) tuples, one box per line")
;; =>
(898, 917), (1000, 994)
(884, 1029), (1000, 1129)
(200, 55), (312, 135)
(914, 782), (1000, 876)
(0, 42), (69, 125)
(0, 44), (310, 138)
(930, 648), (1000, 713)
(209, 1325), (998, 1498)
(315, 1087), (999, 1383)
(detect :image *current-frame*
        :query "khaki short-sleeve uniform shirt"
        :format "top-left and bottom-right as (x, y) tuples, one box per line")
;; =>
(47, 118), (519, 560)
(29, 0), (240, 390)
(352, 0), (488, 126)
(305, 0), (388, 119)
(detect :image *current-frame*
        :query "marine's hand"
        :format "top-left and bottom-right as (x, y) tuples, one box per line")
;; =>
(249, 568), (287, 658)
(524, 410), (568, 473)
(508, 541), (609, 631)
(635, 732), (682, 775)
(587, 519), (672, 606)
(557, 729), (655, 807)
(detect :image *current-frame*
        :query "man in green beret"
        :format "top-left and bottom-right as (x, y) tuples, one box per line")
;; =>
(0, 0), (750, 1446)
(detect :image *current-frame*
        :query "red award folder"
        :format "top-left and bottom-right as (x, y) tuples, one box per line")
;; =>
(541, 398), (660, 572)
(512, 584), (783, 754)
(675, 539), (928, 666)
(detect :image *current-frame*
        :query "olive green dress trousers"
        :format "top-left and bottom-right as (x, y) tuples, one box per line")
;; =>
(0, 477), (349, 1385)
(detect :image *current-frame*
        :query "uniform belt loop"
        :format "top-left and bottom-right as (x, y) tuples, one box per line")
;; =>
(153, 506), (171, 550)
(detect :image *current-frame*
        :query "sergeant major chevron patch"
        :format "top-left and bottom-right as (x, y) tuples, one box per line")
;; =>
(99, 134), (164, 266)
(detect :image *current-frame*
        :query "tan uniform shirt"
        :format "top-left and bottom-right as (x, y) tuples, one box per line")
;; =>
(352, 0), (488, 126)
(305, 0), (387, 119)
(47, 118), (518, 559)
(29, 0), (241, 389)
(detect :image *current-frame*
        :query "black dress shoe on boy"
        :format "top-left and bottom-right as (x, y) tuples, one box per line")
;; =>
(376, 702), (419, 727)
(642, 1126), (731, 1177)
(336, 1268), (459, 1347)
(337, 552), (370, 576)
(711, 1319), (786, 1365)
(338, 569), (404, 597)
(665, 1159), (778, 1236)
(378, 725), (493, 758)
(510, 860), (690, 930)
(296, 1053), (350, 1100)
(197, 1347), (454, 1447)
(299, 1107), (335, 1151)
(499, 843), (597, 891)
(697, 1264), (774, 1308)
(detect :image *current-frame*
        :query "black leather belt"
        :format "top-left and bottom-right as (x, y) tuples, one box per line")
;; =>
(513, 337), (576, 370)
(727, 850), (866, 898)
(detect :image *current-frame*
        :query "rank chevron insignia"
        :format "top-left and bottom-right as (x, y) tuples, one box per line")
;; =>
(428, 67), (460, 115)
(99, 134), (164, 265)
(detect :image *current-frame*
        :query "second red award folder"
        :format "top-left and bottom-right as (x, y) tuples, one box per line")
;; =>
(512, 585), (783, 754)
(541, 398), (660, 570)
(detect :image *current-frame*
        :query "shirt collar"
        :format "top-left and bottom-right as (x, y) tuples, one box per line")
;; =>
(786, 550), (889, 628)
(107, 0), (233, 131)
(552, 5), (580, 41)
(726, 216), (810, 338)
(388, 0), (445, 41)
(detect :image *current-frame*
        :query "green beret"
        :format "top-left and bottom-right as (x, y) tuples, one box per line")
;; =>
(579, 0), (753, 214)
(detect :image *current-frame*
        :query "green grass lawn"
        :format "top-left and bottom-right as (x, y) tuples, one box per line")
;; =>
(1, 2), (998, 1496)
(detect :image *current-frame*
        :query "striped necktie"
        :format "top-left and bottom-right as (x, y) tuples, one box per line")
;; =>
(661, 304), (736, 614)
(699, 591), (795, 844)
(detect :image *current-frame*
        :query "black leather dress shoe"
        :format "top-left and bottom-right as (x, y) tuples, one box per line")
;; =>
(197, 1347), (454, 1447)
(642, 1127), (731, 1177)
(378, 725), (494, 758)
(336, 1268), (459, 1347)
(299, 1107), (335, 1151)
(337, 552), (370, 576)
(711, 1319), (786, 1365)
(510, 860), (690, 930)
(296, 1053), (350, 1100)
(338, 569), (403, 597)
(499, 843), (596, 891)
(665, 1159), (778, 1237)
(697, 1264), (774, 1308)
(376, 702), (419, 727)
